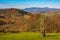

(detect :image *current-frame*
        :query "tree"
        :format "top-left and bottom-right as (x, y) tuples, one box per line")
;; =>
(40, 15), (46, 37)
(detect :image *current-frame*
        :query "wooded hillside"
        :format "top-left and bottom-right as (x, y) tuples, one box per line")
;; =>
(0, 8), (60, 33)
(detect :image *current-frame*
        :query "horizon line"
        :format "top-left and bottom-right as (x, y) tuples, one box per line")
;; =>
(0, 7), (60, 9)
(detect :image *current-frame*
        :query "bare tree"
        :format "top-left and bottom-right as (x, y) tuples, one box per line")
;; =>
(40, 15), (46, 37)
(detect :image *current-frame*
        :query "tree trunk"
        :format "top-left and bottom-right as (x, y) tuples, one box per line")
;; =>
(40, 25), (46, 37)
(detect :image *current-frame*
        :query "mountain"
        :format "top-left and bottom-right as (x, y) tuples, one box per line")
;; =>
(23, 7), (60, 14)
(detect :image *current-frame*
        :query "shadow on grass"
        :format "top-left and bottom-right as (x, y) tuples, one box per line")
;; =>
(46, 35), (56, 37)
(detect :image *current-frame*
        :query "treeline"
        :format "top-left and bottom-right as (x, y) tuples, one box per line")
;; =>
(0, 8), (60, 33)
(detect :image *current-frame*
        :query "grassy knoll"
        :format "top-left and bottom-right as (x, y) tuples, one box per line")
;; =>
(0, 32), (60, 40)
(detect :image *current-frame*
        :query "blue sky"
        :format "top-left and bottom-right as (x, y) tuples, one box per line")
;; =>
(0, 0), (60, 9)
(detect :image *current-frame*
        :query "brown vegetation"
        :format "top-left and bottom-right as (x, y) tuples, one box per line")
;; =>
(0, 8), (60, 34)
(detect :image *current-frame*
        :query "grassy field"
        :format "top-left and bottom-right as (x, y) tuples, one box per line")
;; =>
(0, 32), (60, 40)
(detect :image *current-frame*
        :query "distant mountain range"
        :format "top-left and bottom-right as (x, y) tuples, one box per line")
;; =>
(23, 7), (60, 14)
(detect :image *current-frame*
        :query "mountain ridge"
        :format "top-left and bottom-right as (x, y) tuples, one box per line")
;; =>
(23, 7), (60, 14)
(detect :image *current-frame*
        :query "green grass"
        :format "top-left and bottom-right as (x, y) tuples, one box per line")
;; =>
(0, 32), (60, 40)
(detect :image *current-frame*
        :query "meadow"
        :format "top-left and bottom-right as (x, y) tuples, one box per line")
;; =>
(0, 32), (60, 40)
